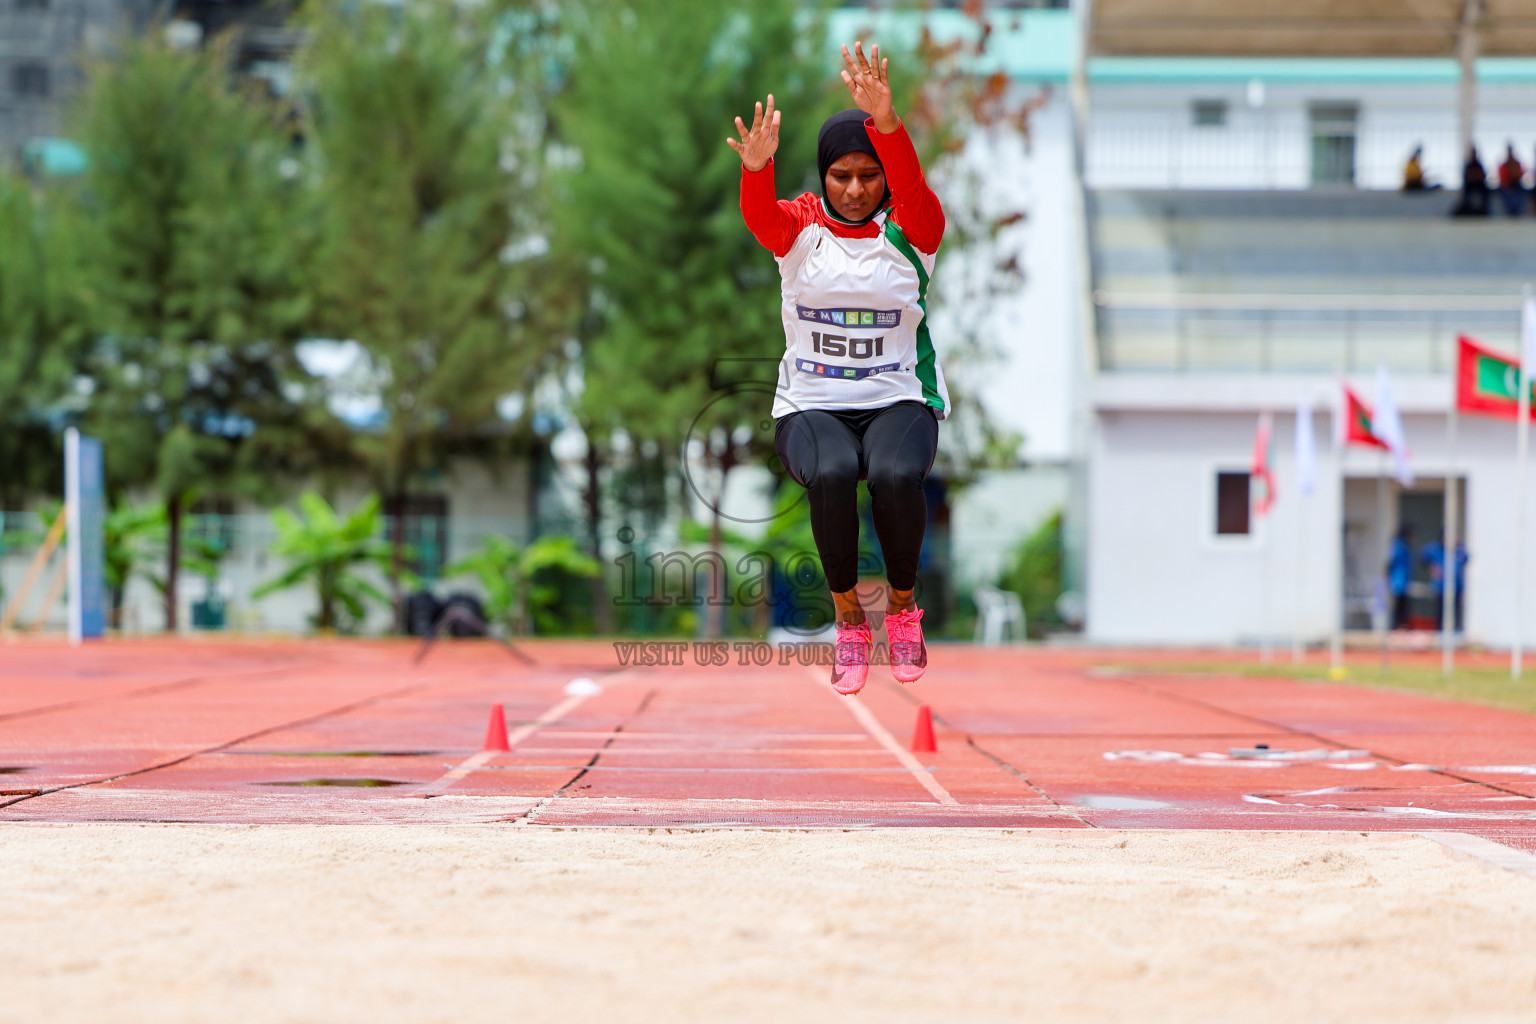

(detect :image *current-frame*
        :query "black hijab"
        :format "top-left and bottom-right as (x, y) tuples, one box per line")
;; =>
(816, 108), (891, 226)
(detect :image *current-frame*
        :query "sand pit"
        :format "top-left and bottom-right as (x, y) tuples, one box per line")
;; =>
(3, 826), (1535, 1023)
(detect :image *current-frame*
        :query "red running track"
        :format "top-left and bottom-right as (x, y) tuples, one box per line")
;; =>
(3, 638), (1536, 848)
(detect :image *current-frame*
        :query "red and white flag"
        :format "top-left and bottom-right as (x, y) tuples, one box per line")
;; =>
(1251, 411), (1276, 516)
(1341, 383), (1388, 448)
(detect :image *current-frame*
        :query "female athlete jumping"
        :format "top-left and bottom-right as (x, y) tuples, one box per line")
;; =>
(728, 42), (948, 696)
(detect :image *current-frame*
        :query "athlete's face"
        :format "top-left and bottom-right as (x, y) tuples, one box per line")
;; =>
(825, 151), (886, 221)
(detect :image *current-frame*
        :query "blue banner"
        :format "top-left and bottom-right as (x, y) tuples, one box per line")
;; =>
(66, 429), (105, 641)
(78, 436), (104, 638)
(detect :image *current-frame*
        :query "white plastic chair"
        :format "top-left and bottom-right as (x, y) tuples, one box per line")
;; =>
(973, 585), (1026, 646)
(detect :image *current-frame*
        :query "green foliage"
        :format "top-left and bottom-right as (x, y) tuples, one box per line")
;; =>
(252, 493), (401, 632)
(299, 0), (542, 492)
(0, 172), (87, 505)
(761, 485), (822, 586)
(553, 0), (842, 449)
(70, 34), (321, 491)
(675, 517), (773, 636)
(997, 509), (1063, 639)
(65, 32), (331, 627)
(102, 501), (167, 617)
(445, 533), (600, 635)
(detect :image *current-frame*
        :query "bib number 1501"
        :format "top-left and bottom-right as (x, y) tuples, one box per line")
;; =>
(811, 332), (884, 359)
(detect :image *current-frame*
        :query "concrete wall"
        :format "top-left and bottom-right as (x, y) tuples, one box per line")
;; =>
(1087, 407), (1342, 646)
(942, 91), (1083, 464)
(1087, 382), (1536, 648)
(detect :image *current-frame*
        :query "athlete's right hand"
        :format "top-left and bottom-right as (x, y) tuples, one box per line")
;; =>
(727, 94), (780, 173)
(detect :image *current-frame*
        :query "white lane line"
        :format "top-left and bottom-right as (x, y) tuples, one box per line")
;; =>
(809, 667), (958, 806)
(422, 748), (501, 795)
(1420, 831), (1536, 880)
(421, 676), (632, 795)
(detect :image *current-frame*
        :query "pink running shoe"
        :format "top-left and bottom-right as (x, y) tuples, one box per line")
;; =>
(831, 619), (873, 695)
(885, 606), (927, 683)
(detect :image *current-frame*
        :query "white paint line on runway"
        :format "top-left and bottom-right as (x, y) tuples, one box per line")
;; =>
(808, 667), (958, 806)
(1420, 831), (1536, 880)
(420, 677), (633, 796)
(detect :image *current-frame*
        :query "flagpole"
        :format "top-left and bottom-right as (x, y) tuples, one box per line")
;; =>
(1262, 520), (1274, 666)
(1261, 436), (1273, 667)
(1515, 284), (1532, 680)
(1443, 401), (1459, 675)
(1330, 390), (1345, 677)
(1378, 450), (1389, 672)
(1293, 483), (1307, 664)
(1293, 403), (1313, 665)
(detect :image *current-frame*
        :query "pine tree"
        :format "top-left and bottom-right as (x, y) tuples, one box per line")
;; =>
(552, 0), (844, 636)
(68, 34), (323, 630)
(0, 172), (86, 507)
(300, 0), (551, 624)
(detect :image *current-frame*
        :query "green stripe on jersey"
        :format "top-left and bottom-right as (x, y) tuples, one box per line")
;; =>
(883, 219), (944, 415)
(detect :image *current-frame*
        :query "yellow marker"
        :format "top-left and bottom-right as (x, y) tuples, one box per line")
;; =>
(1328, 666), (1348, 681)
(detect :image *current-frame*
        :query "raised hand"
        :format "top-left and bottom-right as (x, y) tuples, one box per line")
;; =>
(840, 41), (897, 133)
(727, 94), (780, 173)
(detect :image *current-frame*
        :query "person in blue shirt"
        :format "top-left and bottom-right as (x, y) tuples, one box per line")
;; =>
(1422, 532), (1471, 633)
(1422, 532), (1447, 630)
(1449, 539), (1469, 633)
(1387, 525), (1414, 630)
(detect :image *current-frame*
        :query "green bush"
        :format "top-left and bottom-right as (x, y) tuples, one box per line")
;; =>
(252, 493), (400, 633)
(997, 509), (1064, 639)
(444, 533), (600, 636)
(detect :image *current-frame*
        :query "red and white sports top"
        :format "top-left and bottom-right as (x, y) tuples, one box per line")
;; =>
(740, 118), (949, 421)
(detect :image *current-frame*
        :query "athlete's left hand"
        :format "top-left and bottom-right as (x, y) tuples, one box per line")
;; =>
(840, 41), (898, 134)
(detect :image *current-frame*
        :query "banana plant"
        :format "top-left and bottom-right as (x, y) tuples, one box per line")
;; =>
(444, 533), (599, 635)
(253, 493), (405, 633)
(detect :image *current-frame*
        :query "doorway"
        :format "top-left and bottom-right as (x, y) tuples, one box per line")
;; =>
(1340, 476), (1465, 630)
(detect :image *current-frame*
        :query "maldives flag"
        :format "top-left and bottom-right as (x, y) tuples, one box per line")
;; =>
(1456, 334), (1535, 420)
(1342, 384), (1388, 448)
(1251, 412), (1276, 516)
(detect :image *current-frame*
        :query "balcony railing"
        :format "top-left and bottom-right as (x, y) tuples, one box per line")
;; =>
(1095, 292), (1522, 372)
(1086, 115), (1535, 193)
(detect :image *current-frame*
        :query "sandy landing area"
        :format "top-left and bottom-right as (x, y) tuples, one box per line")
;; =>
(3, 826), (1535, 1024)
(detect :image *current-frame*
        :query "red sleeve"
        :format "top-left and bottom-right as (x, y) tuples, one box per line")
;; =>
(740, 160), (815, 258)
(867, 118), (945, 254)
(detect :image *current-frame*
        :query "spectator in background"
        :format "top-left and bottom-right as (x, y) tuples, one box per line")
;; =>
(1388, 525), (1414, 629)
(1452, 539), (1469, 633)
(1422, 532), (1447, 629)
(1454, 146), (1490, 216)
(1498, 143), (1526, 216)
(1425, 533), (1471, 632)
(1403, 145), (1428, 191)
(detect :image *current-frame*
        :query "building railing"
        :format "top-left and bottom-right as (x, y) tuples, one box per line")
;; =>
(1095, 292), (1522, 372)
(1086, 117), (1533, 193)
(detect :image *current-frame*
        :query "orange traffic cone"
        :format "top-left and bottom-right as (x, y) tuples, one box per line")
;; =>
(483, 703), (510, 752)
(911, 704), (937, 753)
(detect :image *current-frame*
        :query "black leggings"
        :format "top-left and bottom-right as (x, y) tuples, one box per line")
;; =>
(774, 401), (939, 594)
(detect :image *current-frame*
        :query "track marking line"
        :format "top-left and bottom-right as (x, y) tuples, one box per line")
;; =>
(1420, 831), (1536, 880)
(0, 676), (433, 811)
(1110, 675), (1536, 802)
(421, 671), (638, 796)
(808, 668), (957, 806)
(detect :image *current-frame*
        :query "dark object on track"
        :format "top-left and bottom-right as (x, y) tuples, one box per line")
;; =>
(412, 601), (537, 667)
(404, 591), (442, 637)
(440, 593), (487, 637)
